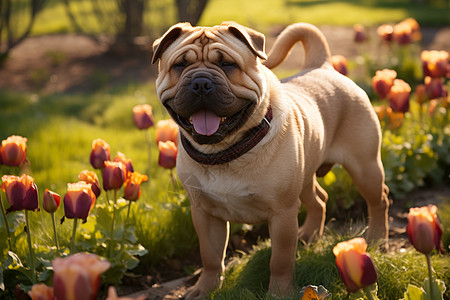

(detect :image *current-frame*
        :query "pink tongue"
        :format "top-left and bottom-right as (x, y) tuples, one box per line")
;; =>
(191, 109), (221, 136)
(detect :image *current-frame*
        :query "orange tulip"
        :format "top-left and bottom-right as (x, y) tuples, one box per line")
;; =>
(388, 79), (411, 113)
(113, 152), (134, 179)
(403, 17), (422, 42)
(0, 135), (27, 167)
(102, 161), (125, 191)
(372, 69), (397, 99)
(63, 182), (96, 221)
(421, 50), (449, 78)
(333, 238), (377, 293)
(53, 253), (110, 300)
(78, 170), (101, 198)
(155, 119), (179, 145)
(158, 141), (177, 169)
(90, 138), (111, 169)
(414, 84), (428, 105)
(1, 174), (39, 214)
(43, 189), (61, 213)
(124, 171), (148, 201)
(386, 107), (404, 128)
(133, 104), (154, 130)
(28, 283), (54, 300)
(372, 105), (387, 121)
(377, 24), (393, 42)
(393, 18), (421, 45)
(353, 24), (367, 43)
(407, 205), (443, 255)
(331, 55), (348, 76)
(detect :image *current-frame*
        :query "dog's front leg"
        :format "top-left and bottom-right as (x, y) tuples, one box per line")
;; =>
(268, 211), (299, 297)
(184, 205), (229, 300)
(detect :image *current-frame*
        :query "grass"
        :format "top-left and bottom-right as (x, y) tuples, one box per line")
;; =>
(24, 0), (450, 37)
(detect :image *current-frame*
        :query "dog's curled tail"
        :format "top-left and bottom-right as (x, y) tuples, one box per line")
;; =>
(263, 23), (331, 70)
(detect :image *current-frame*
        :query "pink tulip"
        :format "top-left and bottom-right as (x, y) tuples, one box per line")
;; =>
(1, 174), (39, 214)
(133, 104), (154, 130)
(372, 69), (397, 99)
(28, 283), (54, 300)
(388, 79), (411, 113)
(102, 161), (125, 191)
(407, 205), (443, 255)
(421, 50), (449, 78)
(63, 182), (96, 221)
(158, 141), (177, 169)
(90, 139), (111, 169)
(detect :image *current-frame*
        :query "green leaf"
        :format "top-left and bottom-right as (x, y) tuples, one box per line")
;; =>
(404, 284), (426, 300)
(423, 277), (446, 300)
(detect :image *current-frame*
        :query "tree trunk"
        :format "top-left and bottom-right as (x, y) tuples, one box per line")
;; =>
(176, 0), (208, 26)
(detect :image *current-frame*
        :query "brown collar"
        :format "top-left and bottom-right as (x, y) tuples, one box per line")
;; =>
(180, 106), (272, 165)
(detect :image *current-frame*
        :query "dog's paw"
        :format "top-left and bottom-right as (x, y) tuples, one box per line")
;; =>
(183, 285), (210, 300)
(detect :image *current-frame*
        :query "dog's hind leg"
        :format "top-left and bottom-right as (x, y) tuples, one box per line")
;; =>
(343, 157), (389, 246)
(298, 175), (328, 243)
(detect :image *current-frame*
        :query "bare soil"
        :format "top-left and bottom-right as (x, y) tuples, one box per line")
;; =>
(0, 25), (449, 299)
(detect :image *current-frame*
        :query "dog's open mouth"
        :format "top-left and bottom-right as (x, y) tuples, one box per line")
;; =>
(165, 103), (253, 144)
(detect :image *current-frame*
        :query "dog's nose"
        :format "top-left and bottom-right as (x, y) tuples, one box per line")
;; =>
(190, 77), (214, 95)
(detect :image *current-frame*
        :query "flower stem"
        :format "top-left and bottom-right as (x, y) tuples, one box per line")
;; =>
(426, 254), (435, 299)
(24, 210), (36, 284)
(0, 193), (13, 251)
(70, 218), (78, 253)
(51, 212), (60, 254)
(362, 286), (377, 300)
(120, 200), (133, 257)
(170, 169), (178, 192)
(108, 189), (118, 258)
(145, 129), (152, 175)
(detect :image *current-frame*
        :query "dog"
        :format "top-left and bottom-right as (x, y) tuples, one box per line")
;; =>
(152, 21), (389, 299)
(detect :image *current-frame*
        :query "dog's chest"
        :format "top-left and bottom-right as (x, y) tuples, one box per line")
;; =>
(181, 170), (272, 224)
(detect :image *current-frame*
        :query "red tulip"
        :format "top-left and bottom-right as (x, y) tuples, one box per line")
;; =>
(158, 141), (177, 169)
(377, 24), (393, 42)
(78, 170), (101, 198)
(133, 104), (154, 130)
(43, 189), (61, 213)
(63, 182), (96, 221)
(421, 50), (449, 78)
(425, 76), (445, 100)
(1, 174), (39, 214)
(155, 119), (179, 145)
(124, 172), (148, 201)
(407, 205), (443, 255)
(0, 135), (27, 167)
(28, 284), (54, 300)
(372, 69), (397, 99)
(388, 79), (411, 113)
(90, 139), (111, 169)
(333, 238), (377, 293)
(53, 253), (110, 300)
(331, 55), (348, 76)
(102, 161), (125, 191)
(353, 24), (367, 43)
(414, 84), (428, 105)
(113, 152), (134, 179)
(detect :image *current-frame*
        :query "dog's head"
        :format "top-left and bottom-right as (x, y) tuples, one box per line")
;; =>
(152, 22), (268, 145)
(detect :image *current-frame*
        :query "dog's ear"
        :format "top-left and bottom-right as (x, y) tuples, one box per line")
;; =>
(222, 21), (267, 60)
(152, 23), (192, 64)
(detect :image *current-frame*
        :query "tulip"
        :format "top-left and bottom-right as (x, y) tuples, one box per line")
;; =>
(372, 105), (386, 122)
(376, 24), (393, 42)
(414, 84), (428, 105)
(0, 135), (27, 167)
(90, 138), (111, 169)
(102, 161), (125, 191)
(155, 119), (179, 144)
(402, 17), (422, 42)
(28, 284), (54, 300)
(424, 76), (445, 100)
(353, 24), (367, 43)
(372, 69), (397, 99)
(124, 172), (148, 202)
(331, 55), (348, 76)
(407, 205), (443, 255)
(43, 189), (61, 213)
(63, 182), (96, 221)
(113, 152), (134, 180)
(386, 107), (404, 128)
(53, 253), (111, 300)
(393, 18), (421, 45)
(1, 174), (39, 214)
(333, 237), (377, 293)
(78, 170), (101, 198)
(133, 104), (154, 130)
(158, 141), (177, 169)
(388, 79), (411, 113)
(421, 50), (449, 78)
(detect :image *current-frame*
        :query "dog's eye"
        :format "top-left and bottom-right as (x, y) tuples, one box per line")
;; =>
(220, 60), (239, 70)
(172, 60), (189, 71)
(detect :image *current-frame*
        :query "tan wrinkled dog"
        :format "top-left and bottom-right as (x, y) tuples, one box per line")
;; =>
(152, 22), (389, 299)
